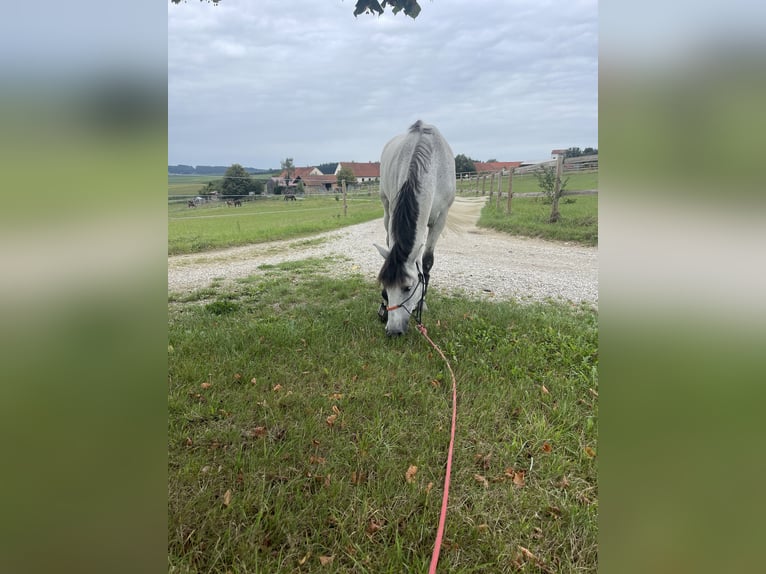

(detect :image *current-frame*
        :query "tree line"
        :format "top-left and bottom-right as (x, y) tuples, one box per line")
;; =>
(193, 164), (265, 200)
(169, 164), (272, 175)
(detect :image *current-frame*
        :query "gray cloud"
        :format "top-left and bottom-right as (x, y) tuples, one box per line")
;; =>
(169, 0), (597, 167)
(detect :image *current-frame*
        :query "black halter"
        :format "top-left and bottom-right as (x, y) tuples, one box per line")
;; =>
(379, 262), (427, 326)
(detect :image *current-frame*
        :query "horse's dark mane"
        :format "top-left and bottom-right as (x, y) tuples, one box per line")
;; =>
(378, 121), (432, 287)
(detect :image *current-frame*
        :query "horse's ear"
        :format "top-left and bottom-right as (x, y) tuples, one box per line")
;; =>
(374, 243), (389, 259)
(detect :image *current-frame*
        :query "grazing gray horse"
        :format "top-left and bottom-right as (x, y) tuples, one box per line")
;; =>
(374, 120), (456, 336)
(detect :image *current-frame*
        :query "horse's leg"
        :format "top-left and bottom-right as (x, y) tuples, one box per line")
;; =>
(422, 209), (450, 298)
(380, 194), (391, 247)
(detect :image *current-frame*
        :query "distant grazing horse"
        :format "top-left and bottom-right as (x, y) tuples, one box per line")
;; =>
(187, 200), (196, 208)
(226, 200), (233, 207)
(284, 193), (297, 201)
(374, 120), (456, 336)
(234, 199), (242, 207)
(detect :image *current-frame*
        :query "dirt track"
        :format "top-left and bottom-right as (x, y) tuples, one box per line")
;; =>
(168, 197), (598, 306)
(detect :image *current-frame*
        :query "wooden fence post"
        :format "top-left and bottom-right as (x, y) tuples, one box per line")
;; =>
(342, 180), (348, 217)
(505, 168), (514, 214)
(495, 172), (502, 208)
(549, 153), (564, 223)
(488, 173), (494, 201)
(481, 175), (486, 196)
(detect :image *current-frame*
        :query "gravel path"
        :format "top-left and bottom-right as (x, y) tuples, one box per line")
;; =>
(168, 197), (598, 307)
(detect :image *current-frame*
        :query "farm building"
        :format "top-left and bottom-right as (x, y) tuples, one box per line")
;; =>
(272, 161), (381, 193)
(278, 166), (323, 179)
(472, 161), (523, 175)
(336, 161), (381, 182)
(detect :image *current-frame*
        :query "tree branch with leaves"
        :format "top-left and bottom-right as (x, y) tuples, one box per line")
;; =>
(170, 1), (425, 19)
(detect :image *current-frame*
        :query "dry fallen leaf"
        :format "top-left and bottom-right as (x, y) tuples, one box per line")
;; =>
(298, 552), (311, 565)
(541, 384), (549, 394)
(405, 465), (418, 484)
(251, 378), (257, 385)
(233, 373), (241, 380)
(513, 471), (526, 488)
(318, 555), (334, 566)
(518, 545), (538, 561)
(329, 393), (343, 400)
(309, 455), (326, 465)
(272, 384), (282, 392)
(556, 475), (570, 489)
(584, 446), (596, 458)
(541, 442), (552, 453)
(366, 520), (384, 535)
(474, 474), (489, 488)
(326, 414), (337, 427)
(589, 387), (599, 397)
(200, 382), (211, 389)
(546, 505), (562, 517)
(222, 489), (232, 507)
(332, 405), (341, 415)
(425, 481), (434, 494)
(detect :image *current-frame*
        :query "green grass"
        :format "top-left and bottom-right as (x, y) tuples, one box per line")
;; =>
(457, 170), (598, 196)
(479, 195), (598, 246)
(168, 195), (384, 255)
(169, 174), (279, 198)
(168, 260), (598, 573)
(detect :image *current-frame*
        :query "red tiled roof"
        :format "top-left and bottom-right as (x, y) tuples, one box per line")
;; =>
(279, 166), (320, 179)
(301, 175), (338, 185)
(473, 161), (523, 173)
(339, 162), (380, 178)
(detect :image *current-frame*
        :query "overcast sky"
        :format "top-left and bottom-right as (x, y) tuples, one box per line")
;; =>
(168, 0), (597, 169)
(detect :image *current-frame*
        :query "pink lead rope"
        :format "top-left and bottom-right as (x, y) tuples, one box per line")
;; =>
(417, 323), (458, 574)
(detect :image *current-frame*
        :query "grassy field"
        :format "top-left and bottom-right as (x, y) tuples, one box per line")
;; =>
(457, 170), (598, 196)
(168, 195), (384, 255)
(169, 173), (279, 198)
(478, 195), (598, 246)
(169, 175), (224, 198)
(168, 260), (598, 573)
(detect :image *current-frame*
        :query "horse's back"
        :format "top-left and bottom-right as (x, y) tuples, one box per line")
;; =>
(380, 121), (456, 203)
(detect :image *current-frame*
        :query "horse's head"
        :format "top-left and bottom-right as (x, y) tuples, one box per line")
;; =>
(374, 243), (425, 336)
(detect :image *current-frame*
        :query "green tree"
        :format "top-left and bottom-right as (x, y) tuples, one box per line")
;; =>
(534, 164), (569, 223)
(281, 157), (295, 180)
(336, 166), (356, 188)
(199, 180), (219, 197)
(221, 163), (252, 200)
(486, 158), (497, 163)
(455, 154), (476, 175)
(250, 179), (265, 196)
(170, 0), (425, 19)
